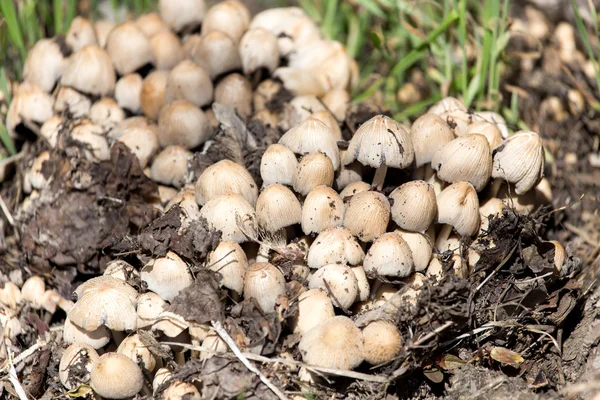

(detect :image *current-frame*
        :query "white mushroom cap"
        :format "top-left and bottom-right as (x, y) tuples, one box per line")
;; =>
(395, 229), (433, 272)
(207, 241), (248, 294)
(214, 73), (253, 119)
(202, 0), (251, 43)
(279, 117), (340, 170)
(117, 333), (157, 371)
(311, 110), (342, 142)
(62, 316), (111, 349)
(436, 181), (480, 236)
(260, 144), (298, 187)
(350, 265), (370, 302)
(21, 276), (45, 309)
(410, 113), (455, 167)
(150, 30), (185, 71)
(475, 111), (509, 138)
(293, 152), (335, 196)
(0, 282), (22, 309)
(199, 194), (257, 243)
(151, 145), (192, 188)
(344, 115), (414, 169)
(191, 31), (242, 79)
(66, 17), (98, 51)
(158, 100), (211, 149)
(6, 82), (54, 136)
(308, 264), (358, 309)
(165, 60), (213, 107)
(431, 134), (492, 192)
(141, 251), (193, 302)
(94, 20), (114, 48)
(195, 160), (258, 206)
(200, 331), (229, 360)
(160, 380), (202, 399)
(90, 97), (125, 131)
(428, 96), (467, 116)
(363, 232), (414, 277)
(389, 180), (437, 232)
(61, 45), (116, 96)
(116, 119), (159, 168)
(59, 343), (100, 390)
(301, 185), (344, 235)
(151, 311), (189, 337)
(90, 353), (144, 399)
(492, 131), (545, 194)
(40, 115), (62, 148)
(135, 12), (169, 37)
(290, 289), (334, 335)
(321, 89), (350, 122)
(152, 367), (173, 392)
(23, 38), (68, 93)
(106, 21), (153, 75)
(343, 191), (390, 242)
(115, 73), (143, 114)
(243, 262), (286, 313)
(255, 184), (302, 232)
(307, 227), (364, 269)
(240, 28), (280, 74)
(136, 292), (167, 329)
(298, 316), (364, 370)
(70, 120), (110, 162)
(103, 260), (139, 282)
(69, 276), (138, 331)
(339, 180), (370, 199)
(479, 197), (505, 232)
(141, 70), (169, 121)
(282, 95), (326, 129)
(466, 121), (503, 149)
(362, 320), (402, 365)
(53, 86), (92, 118)
(158, 0), (206, 32)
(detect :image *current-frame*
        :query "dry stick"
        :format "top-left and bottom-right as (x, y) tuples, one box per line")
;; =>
(0, 194), (15, 227)
(210, 321), (289, 400)
(6, 356), (28, 400)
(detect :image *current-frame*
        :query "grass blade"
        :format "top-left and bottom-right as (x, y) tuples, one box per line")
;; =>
(0, 122), (16, 156)
(571, 0), (600, 93)
(0, 0), (27, 62)
(53, 0), (63, 34)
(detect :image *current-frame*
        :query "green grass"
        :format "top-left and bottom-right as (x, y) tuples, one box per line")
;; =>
(571, 0), (600, 111)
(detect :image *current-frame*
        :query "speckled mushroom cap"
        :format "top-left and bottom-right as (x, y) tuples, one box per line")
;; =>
(363, 232), (414, 278)
(343, 191), (390, 242)
(389, 180), (437, 232)
(90, 353), (144, 399)
(307, 227), (364, 269)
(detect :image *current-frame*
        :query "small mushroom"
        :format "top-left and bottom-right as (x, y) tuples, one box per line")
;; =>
(389, 180), (437, 232)
(362, 321), (402, 365)
(117, 333), (157, 372)
(293, 152), (335, 196)
(240, 28), (280, 74)
(207, 241), (248, 294)
(158, 0), (206, 32)
(106, 21), (153, 75)
(191, 31), (242, 79)
(90, 353), (144, 399)
(141, 252), (193, 302)
(244, 262), (286, 313)
(59, 343), (100, 390)
(135, 12), (169, 37)
(363, 232), (414, 278)
(61, 45), (116, 97)
(202, 0), (250, 43)
(255, 184), (302, 232)
(195, 160), (258, 206)
(115, 73), (143, 114)
(66, 17), (98, 51)
(22, 38), (69, 93)
(141, 70), (169, 121)
(151, 146), (193, 188)
(279, 117), (340, 170)
(260, 144), (298, 187)
(165, 60), (213, 107)
(199, 194), (256, 243)
(158, 100), (210, 149)
(307, 227), (364, 269)
(308, 264), (358, 309)
(301, 185), (344, 235)
(290, 289), (334, 335)
(343, 191), (390, 242)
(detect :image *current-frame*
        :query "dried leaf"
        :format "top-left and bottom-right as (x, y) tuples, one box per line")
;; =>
(67, 385), (93, 397)
(490, 347), (524, 366)
(439, 354), (466, 370)
(168, 274), (225, 324)
(423, 366), (444, 383)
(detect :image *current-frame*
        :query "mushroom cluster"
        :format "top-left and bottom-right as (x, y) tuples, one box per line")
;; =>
(1, 0), (568, 399)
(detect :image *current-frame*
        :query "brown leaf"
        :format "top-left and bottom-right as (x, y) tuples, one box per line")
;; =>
(490, 347), (524, 366)
(168, 273), (225, 324)
(423, 366), (444, 383)
(439, 354), (466, 370)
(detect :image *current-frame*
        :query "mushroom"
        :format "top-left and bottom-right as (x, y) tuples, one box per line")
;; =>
(350, 265), (371, 302)
(199, 194), (257, 243)
(475, 111), (509, 138)
(290, 289), (334, 335)
(152, 367), (173, 392)
(260, 144), (298, 187)
(141, 251), (193, 302)
(293, 152), (335, 196)
(301, 185), (344, 235)
(362, 321), (402, 365)
(141, 70), (169, 121)
(22, 38), (69, 93)
(195, 160), (258, 206)
(466, 121), (502, 149)
(7, 82), (54, 136)
(39, 116), (62, 148)
(307, 227), (364, 269)
(90, 353), (144, 399)
(117, 333), (157, 372)
(298, 316), (364, 370)
(339, 181), (371, 200)
(70, 120), (110, 162)
(0, 282), (22, 309)
(63, 316), (111, 349)
(240, 28), (280, 75)
(61, 45), (116, 97)
(103, 260), (139, 282)
(66, 17), (98, 51)
(136, 292), (167, 329)
(115, 73), (143, 114)
(150, 30), (185, 70)
(308, 264), (358, 309)
(135, 12), (169, 37)
(158, 0), (206, 32)
(428, 96), (467, 116)
(191, 31), (242, 79)
(207, 241), (248, 294)
(159, 380), (202, 399)
(478, 197), (505, 232)
(253, 79), (282, 111)
(336, 151), (364, 190)
(151, 146), (192, 188)
(53, 86), (92, 118)
(214, 73), (253, 119)
(165, 60), (213, 107)
(94, 20), (114, 48)
(395, 229), (433, 272)
(116, 119), (159, 168)
(281, 95), (326, 129)
(255, 184), (302, 233)
(90, 97), (126, 131)
(321, 89), (350, 122)
(389, 180), (437, 232)
(158, 100), (210, 149)
(363, 232), (414, 278)
(410, 113), (454, 179)
(436, 182), (480, 247)
(21, 276), (45, 309)
(106, 21), (153, 75)
(201, 0), (251, 43)
(279, 116), (340, 170)
(59, 343), (100, 390)
(244, 262), (286, 313)
(343, 191), (390, 242)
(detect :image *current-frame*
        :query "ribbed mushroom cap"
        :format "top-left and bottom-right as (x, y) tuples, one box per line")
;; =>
(431, 134), (492, 191)
(479, 197), (505, 232)
(436, 182), (480, 236)
(94, 20), (114, 48)
(244, 262), (286, 313)
(440, 108), (472, 136)
(157, 100), (210, 149)
(428, 96), (467, 116)
(362, 320), (402, 365)
(150, 30), (184, 71)
(136, 292), (167, 329)
(151, 145), (192, 188)
(255, 184), (302, 232)
(165, 60), (213, 107)
(475, 111), (509, 138)
(135, 12), (169, 37)
(117, 120), (159, 168)
(23, 38), (69, 93)
(195, 160), (258, 206)
(293, 152), (335, 196)
(279, 117), (340, 170)
(59, 343), (100, 390)
(151, 311), (189, 337)
(240, 28), (280, 74)
(311, 110), (342, 142)
(202, 0), (250, 43)
(141, 70), (168, 121)
(350, 265), (370, 302)
(39, 116), (61, 148)
(161, 380), (202, 400)
(191, 31), (242, 79)
(117, 333), (156, 371)
(115, 73), (143, 114)
(7, 82), (54, 136)
(90, 97), (125, 131)
(410, 113), (455, 167)
(308, 264), (358, 309)
(343, 191), (390, 242)
(106, 21), (153, 75)
(389, 181), (437, 232)
(208, 241), (248, 294)
(66, 17), (98, 51)
(62, 316), (111, 349)
(363, 232), (414, 277)
(283, 95), (326, 129)
(103, 259), (139, 282)
(199, 194), (256, 243)
(141, 251), (193, 302)
(61, 45), (115, 96)
(214, 73), (253, 119)
(298, 316), (364, 370)
(339, 181), (371, 199)
(291, 289), (335, 335)
(466, 121), (502, 148)
(260, 144), (298, 187)
(69, 276), (138, 331)
(492, 131), (545, 194)
(53, 86), (92, 118)
(344, 115), (414, 169)
(395, 229), (433, 272)
(301, 185), (344, 235)
(159, 0), (206, 32)
(90, 353), (144, 399)
(152, 368), (173, 392)
(307, 227), (364, 269)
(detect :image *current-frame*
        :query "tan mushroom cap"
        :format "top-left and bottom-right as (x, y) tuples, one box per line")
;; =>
(7, 82), (54, 136)
(199, 193), (257, 243)
(59, 343), (100, 390)
(291, 289), (335, 335)
(436, 181), (480, 236)
(0, 282), (22, 309)
(244, 262), (286, 313)
(90, 97), (126, 131)
(135, 12), (169, 37)
(466, 120), (503, 149)
(151, 311), (189, 337)
(255, 184), (302, 232)
(428, 96), (467, 116)
(91, 353), (144, 399)
(207, 241), (248, 294)
(431, 134), (492, 192)
(339, 181), (371, 199)
(395, 229), (433, 272)
(22, 38), (68, 93)
(279, 117), (340, 170)
(94, 19), (114, 48)
(240, 28), (280, 74)
(363, 232), (414, 277)
(21, 276), (45, 309)
(157, 100), (210, 149)
(475, 111), (509, 138)
(165, 60), (213, 107)
(69, 276), (138, 331)
(350, 265), (370, 302)
(116, 119), (159, 169)
(106, 21), (153, 75)
(61, 45), (116, 96)
(260, 144), (298, 187)
(301, 185), (344, 235)
(298, 316), (364, 370)
(344, 115), (414, 169)
(214, 73), (253, 119)
(158, 0), (206, 32)
(141, 70), (169, 121)
(308, 264), (358, 309)
(150, 30), (185, 71)
(195, 160), (258, 206)
(293, 152), (335, 196)
(115, 73), (143, 114)
(161, 380), (202, 400)
(411, 113), (455, 167)
(343, 191), (390, 242)
(362, 320), (402, 365)
(151, 145), (192, 188)
(141, 251), (193, 302)
(307, 227), (364, 269)
(389, 180), (437, 232)
(103, 260), (139, 282)
(117, 333), (157, 371)
(53, 86), (92, 118)
(136, 292), (167, 329)
(191, 31), (242, 79)
(202, 0), (251, 42)
(321, 89), (350, 122)
(62, 316), (111, 349)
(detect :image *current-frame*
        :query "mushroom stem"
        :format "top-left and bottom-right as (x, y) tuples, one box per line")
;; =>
(174, 350), (186, 366)
(414, 164), (434, 181)
(256, 244), (270, 263)
(435, 224), (454, 253)
(372, 165), (388, 191)
(489, 179), (505, 198)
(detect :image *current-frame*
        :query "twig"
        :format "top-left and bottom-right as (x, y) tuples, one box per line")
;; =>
(0, 194), (15, 227)
(1, 340), (46, 372)
(6, 355), (28, 400)
(211, 321), (289, 400)
(564, 222), (599, 248)
(463, 376), (507, 400)
(161, 341), (389, 383)
(475, 244), (518, 292)
(408, 321), (454, 349)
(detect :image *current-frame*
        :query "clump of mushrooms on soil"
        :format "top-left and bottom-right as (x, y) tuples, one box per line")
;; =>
(0, 0), (581, 399)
